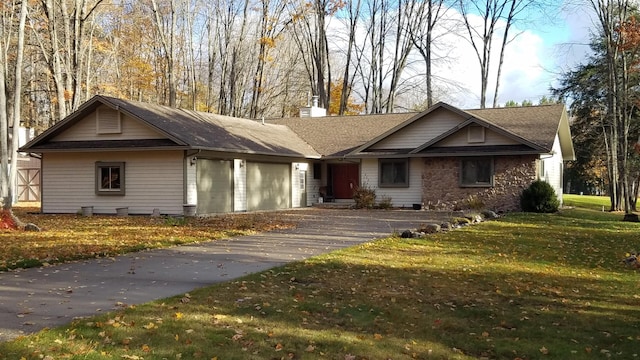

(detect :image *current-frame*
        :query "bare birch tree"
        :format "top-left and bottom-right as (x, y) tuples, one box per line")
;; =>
(458, 0), (535, 108)
(407, 0), (449, 108)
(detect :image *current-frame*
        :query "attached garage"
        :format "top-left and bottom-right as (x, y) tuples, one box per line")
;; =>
(197, 159), (233, 213)
(247, 162), (291, 211)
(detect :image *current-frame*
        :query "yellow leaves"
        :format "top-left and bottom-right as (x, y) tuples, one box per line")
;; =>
(142, 322), (156, 330)
(539, 346), (549, 355)
(373, 333), (383, 340)
(174, 312), (184, 320)
(1, 208), (294, 271)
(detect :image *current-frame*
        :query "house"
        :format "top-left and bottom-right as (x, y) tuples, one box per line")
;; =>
(20, 95), (574, 215)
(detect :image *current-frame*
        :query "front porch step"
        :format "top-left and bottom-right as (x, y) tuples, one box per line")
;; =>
(313, 200), (355, 209)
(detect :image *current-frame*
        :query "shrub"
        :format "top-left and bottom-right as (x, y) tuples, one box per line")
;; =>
(377, 195), (393, 209)
(353, 184), (376, 209)
(464, 195), (485, 210)
(520, 180), (560, 213)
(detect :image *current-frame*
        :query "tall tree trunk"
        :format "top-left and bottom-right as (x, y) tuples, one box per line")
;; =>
(8, 0), (29, 207)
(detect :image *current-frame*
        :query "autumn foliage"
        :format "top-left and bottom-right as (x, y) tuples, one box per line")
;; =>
(0, 207), (294, 271)
(0, 209), (16, 230)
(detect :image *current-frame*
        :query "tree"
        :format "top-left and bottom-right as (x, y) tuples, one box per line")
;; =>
(407, 0), (449, 108)
(458, 0), (537, 108)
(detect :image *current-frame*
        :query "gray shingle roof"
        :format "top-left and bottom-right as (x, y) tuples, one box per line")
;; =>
(269, 113), (416, 157)
(22, 96), (320, 158)
(466, 104), (565, 151)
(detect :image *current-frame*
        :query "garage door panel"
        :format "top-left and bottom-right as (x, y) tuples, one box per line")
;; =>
(197, 159), (233, 213)
(247, 162), (291, 211)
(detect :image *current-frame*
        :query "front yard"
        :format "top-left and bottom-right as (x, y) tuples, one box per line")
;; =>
(2, 200), (640, 359)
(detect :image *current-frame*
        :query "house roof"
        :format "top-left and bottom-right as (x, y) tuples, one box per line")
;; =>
(268, 113), (416, 157)
(21, 96), (574, 162)
(21, 95), (320, 158)
(348, 102), (574, 160)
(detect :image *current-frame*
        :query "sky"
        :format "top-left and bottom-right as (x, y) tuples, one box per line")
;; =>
(437, 2), (595, 109)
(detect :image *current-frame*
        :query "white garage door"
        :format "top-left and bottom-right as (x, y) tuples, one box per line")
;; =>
(247, 162), (291, 211)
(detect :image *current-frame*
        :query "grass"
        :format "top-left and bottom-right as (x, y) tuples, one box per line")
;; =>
(563, 194), (611, 211)
(0, 207), (294, 271)
(2, 202), (640, 359)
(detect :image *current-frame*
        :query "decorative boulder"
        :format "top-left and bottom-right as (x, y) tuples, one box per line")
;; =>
(400, 230), (413, 238)
(418, 223), (441, 234)
(482, 210), (500, 219)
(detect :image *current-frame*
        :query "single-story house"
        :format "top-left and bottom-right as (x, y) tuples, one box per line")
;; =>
(20, 95), (574, 215)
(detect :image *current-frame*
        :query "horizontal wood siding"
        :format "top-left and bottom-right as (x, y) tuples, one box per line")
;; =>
(52, 107), (163, 141)
(436, 127), (519, 147)
(42, 151), (184, 214)
(361, 158), (423, 208)
(371, 108), (464, 150)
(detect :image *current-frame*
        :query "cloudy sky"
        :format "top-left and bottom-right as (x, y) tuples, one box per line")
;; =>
(436, 2), (595, 109)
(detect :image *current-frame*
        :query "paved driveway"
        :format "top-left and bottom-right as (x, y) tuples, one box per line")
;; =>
(0, 208), (452, 342)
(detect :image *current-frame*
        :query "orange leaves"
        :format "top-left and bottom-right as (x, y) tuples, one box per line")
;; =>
(0, 208), (296, 271)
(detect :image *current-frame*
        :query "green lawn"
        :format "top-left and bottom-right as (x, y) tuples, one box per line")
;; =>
(2, 204), (640, 359)
(563, 194), (612, 211)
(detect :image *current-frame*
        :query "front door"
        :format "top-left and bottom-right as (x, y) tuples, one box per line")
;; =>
(331, 163), (359, 199)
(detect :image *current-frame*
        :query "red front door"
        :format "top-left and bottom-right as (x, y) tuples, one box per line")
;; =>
(331, 163), (359, 199)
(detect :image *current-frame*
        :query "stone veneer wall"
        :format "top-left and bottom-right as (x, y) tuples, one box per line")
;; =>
(422, 155), (538, 212)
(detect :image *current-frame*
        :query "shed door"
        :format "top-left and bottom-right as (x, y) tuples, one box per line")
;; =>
(197, 159), (233, 213)
(247, 162), (291, 211)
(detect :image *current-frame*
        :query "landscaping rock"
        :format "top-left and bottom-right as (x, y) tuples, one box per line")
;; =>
(481, 210), (500, 219)
(440, 222), (453, 231)
(419, 223), (441, 234)
(400, 230), (413, 238)
(24, 223), (41, 232)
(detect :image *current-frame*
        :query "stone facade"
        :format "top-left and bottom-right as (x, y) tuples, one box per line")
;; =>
(422, 155), (538, 212)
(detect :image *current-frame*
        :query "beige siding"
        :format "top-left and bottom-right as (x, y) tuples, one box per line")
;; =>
(52, 107), (163, 141)
(541, 135), (564, 204)
(307, 162), (322, 204)
(42, 151), (184, 214)
(371, 108), (465, 150)
(361, 158), (423, 208)
(436, 126), (519, 147)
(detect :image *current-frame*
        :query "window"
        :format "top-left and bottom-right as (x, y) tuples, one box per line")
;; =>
(379, 159), (409, 187)
(460, 158), (493, 187)
(299, 171), (306, 191)
(96, 162), (125, 195)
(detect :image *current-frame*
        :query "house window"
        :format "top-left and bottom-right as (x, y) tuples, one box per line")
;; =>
(460, 158), (493, 187)
(300, 171), (306, 191)
(468, 125), (485, 143)
(96, 162), (125, 195)
(379, 159), (409, 187)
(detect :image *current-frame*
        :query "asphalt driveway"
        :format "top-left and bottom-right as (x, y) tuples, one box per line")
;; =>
(0, 208), (453, 342)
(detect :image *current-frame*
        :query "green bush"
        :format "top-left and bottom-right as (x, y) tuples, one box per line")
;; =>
(353, 184), (376, 209)
(520, 180), (560, 213)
